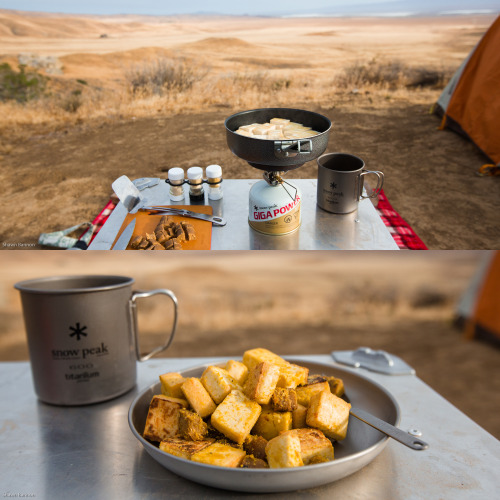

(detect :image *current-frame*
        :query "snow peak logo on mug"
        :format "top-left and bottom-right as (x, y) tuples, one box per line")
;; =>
(51, 322), (110, 360)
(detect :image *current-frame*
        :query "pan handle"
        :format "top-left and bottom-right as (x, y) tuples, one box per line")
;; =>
(274, 139), (313, 159)
(350, 407), (429, 450)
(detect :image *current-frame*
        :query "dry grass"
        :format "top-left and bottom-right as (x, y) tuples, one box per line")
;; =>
(336, 58), (454, 90)
(0, 57), (450, 135)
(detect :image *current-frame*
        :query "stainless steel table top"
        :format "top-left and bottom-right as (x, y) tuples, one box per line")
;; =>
(89, 179), (399, 250)
(1, 355), (498, 499)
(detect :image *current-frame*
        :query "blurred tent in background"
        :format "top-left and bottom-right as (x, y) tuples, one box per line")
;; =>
(435, 15), (500, 173)
(456, 251), (500, 344)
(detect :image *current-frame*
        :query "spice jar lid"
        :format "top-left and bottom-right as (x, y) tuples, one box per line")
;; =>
(168, 167), (184, 181)
(206, 164), (222, 179)
(187, 167), (203, 180)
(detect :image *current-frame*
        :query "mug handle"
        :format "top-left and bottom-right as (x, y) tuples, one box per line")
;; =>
(360, 170), (384, 199)
(129, 289), (179, 362)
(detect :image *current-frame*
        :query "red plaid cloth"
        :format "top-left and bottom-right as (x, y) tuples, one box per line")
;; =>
(79, 198), (118, 245)
(375, 189), (427, 250)
(84, 191), (427, 250)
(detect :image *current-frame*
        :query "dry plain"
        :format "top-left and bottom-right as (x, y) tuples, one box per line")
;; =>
(0, 11), (499, 248)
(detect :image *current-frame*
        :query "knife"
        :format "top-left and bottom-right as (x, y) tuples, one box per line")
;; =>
(112, 219), (136, 250)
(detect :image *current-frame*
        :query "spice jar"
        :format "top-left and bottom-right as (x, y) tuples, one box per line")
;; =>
(187, 167), (205, 202)
(168, 167), (185, 201)
(206, 164), (223, 201)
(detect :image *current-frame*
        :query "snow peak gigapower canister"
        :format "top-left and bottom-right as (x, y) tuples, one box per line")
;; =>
(249, 171), (301, 235)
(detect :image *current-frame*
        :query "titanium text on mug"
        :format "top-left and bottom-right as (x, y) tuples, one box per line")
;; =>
(15, 275), (178, 406)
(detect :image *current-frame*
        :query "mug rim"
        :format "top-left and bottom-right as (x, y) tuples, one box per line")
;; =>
(14, 275), (134, 294)
(317, 152), (365, 173)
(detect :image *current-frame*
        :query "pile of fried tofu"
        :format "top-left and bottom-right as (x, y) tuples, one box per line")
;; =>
(130, 215), (196, 251)
(235, 118), (320, 140)
(142, 348), (351, 469)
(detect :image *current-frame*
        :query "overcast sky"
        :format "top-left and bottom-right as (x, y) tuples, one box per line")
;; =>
(0, 0), (496, 16)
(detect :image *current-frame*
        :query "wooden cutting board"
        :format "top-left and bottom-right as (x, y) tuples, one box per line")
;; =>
(112, 206), (213, 250)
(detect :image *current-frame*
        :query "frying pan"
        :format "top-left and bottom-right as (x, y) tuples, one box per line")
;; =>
(129, 359), (405, 492)
(225, 108), (332, 171)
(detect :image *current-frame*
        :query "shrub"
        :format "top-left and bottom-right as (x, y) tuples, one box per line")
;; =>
(336, 59), (453, 90)
(61, 89), (83, 113)
(126, 58), (209, 96)
(0, 63), (47, 102)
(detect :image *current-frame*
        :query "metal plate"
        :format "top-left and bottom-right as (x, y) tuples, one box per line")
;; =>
(128, 360), (400, 493)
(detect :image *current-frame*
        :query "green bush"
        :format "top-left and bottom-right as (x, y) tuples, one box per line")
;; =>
(0, 63), (47, 102)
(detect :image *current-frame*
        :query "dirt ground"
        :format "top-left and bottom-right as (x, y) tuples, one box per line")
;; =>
(1, 103), (499, 250)
(1, 251), (499, 438)
(0, 12), (499, 249)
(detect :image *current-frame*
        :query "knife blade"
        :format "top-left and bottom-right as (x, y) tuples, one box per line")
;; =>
(112, 219), (136, 250)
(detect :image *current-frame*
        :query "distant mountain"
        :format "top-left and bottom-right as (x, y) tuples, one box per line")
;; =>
(278, 0), (499, 17)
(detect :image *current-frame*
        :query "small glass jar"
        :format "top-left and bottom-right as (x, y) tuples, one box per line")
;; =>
(168, 167), (185, 201)
(187, 167), (205, 201)
(206, 164), (223, 201)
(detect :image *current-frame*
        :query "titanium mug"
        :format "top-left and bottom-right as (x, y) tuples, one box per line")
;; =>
(14, 275), (178, 406)
(317, 153), (384, 214)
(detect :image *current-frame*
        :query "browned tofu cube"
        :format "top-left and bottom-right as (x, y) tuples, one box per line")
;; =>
(242, 348), (285, 371)
(210, 390), (261, 445)
(181, 377), (216, 418)
(159, 215), (173, 225)
(191, 442), (246, 468)
(181, 222), (196, 241)
(271, 387), (298, 412)
(265, 432), (304, 468)
(252, 408), (292, 441)
(130, 235), (143, 249)
(276, 363), (309, 389)
(143, 395), (188, 442)
(239, 456), (269, 468)
(284, 428), (334, 464)
(244, 362), (280, 405)
(159, 438), (214, 460)
(292, 403), (308, 429)
(172, 223), (185, 242)
(178, 409), (208, 441)
(307, 374), (328, 385)
(159, 372), (186, 399)
(326, 376), (345, 397)
(225, 360), (249, 385)
(295, 381), (330, 407)
(149, 242), (165, 250)
(243, 434), (268, 461)
(201, 365), (241, 404)
(242, 348), (308, 389)
(306, 390), (351, 441)
(155, 229), (170, 244)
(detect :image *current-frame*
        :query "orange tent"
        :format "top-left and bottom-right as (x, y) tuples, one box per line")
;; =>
(435, 16), (500, 167)
(457, 251), (500, 344)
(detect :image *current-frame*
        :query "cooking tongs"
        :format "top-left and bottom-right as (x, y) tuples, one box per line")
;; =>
(144, 206), (226, 226)
(112, 175), (226, 226)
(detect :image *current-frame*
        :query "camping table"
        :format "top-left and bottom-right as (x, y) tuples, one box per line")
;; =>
(1, 355), (498, 499)
(88, 179), (398, 250)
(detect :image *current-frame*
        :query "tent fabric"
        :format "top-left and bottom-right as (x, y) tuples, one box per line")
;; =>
(464, 251), (500, 342)
(435, 56), (471, 115)
(437, 16), (500, 164)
